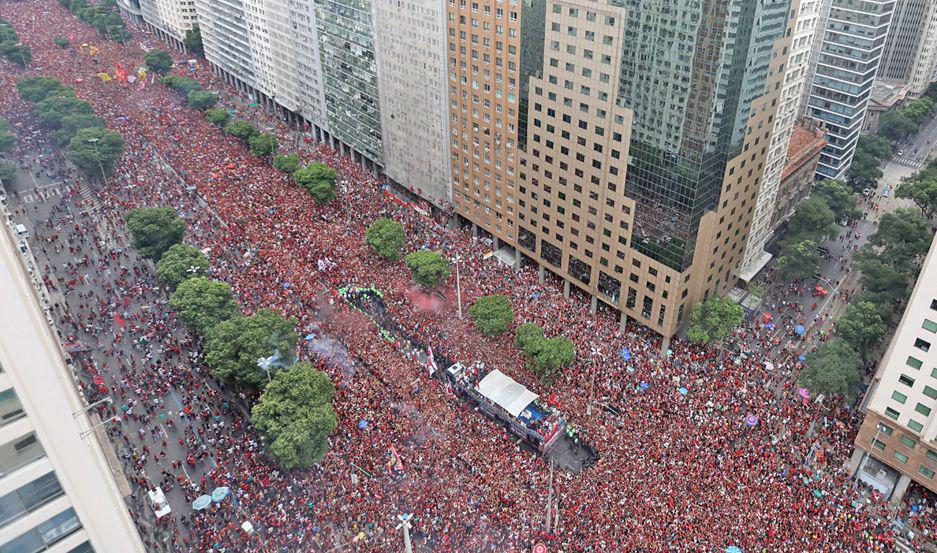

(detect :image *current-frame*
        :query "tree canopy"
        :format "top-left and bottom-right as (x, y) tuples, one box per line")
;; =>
(161, 75), (201, 95)
(812, 179), (860, 223)
(66, 126), (125, 178)
(273, 153), (301, 175)
(786, 196), (838, 242)
(251, 362), (337, 469)
(856, 134), (892, 161)
(187, 90), (218, 110)
(531, 337), (575, 385)
(204, 108), (230, 127)
(143, 49), (173, 74)
(50, 113), (106, 146)
(184, 26), (203, 55)
(777, 239), (821, 281)
(878, 110), (918, 142)
(125, 207), (186, 259)
(404, 250), (450, 287)
(17, 76), (73, 103)
(205, 308), (298, 388)
(798, 338), (862, 398)
(0, 161), (16, 191)
(686, 297), (744, 346)
(248, 132), (278, 157)
(468, 294), (514, 336)
(294, 163), (337, 204)
(845, 149), (884, 192)
(34, 95), (94, 129)
(155, 243), (209, 289)
(514, 322), (544, 351)
(835, 301), (887, 359)
(365, 217), (406, 260)
(897, 175), (937, 219)
(867, 208), (933, 273)
(0, 118), (15, 154)
(168, 277), (240, 335)
(225, 119), (257, 141)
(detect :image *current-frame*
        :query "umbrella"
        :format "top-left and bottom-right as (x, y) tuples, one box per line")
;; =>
(726, 547), (743, 553)
(744, 414), (759, 426)
(211, 487), (230, 502)
(798, 354), (807, 363)
(678, 387), (688, 396)
(192, 495), (212, 510)
(764, 322), (774, 329)
(639, 381), (649, 390)
(621, 348), (632, 361)
(531, 293), (541, 299)
(794, 325), (806, 336)
(358, 419), (368, 429)
(798, 387), (810, 399)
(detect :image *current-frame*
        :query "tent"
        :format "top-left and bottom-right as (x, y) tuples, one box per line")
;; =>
(475, 370), (538, 418)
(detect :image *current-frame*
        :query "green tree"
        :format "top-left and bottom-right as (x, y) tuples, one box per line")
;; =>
(786, 196), (838, 242)
(161, 75), (201, 95)
(845, 150), (884, 192)
(143, 49), (173, 74)
(34, 96), (93, 128)
(273, 153), (301, 175)
(365, 217), (406, 260)
(0, 161), (16, 191)
(183, 26), (203, 55)
(777, 239), (821, 281)
(124, 206), (186, 259)
(155, 243), (209, 289)
(798, 338), (862, 398)
(0, 118), (15, 153)
(17, 76), (72, 103)
(686, 297), (744, 348)
(854, 247), (909, 304)
(514, 322), (544, 351)
(468, 294), (514, 337)
(812, 179), (861, 223)
(879, 110), (918, 141)
(204, 308), (298, 388)
(54, 37), (70, 48)
(187, 90), (218, 110)
(49, 113), (105, 146)
(251, 362), (337, 469)
(404, 250), (450, 287)
(225, 119), (257, 141)
(204, 108), (230, 127)
(531, 337), (575, 385)
(836, 301), (887, 358)
(0, 42), (31, 67)
(293, 163), (337, 204)
(168, 277), (239, 335)
(896, 175), (937, 218)
(66, 127), (124, 177)
(248, 132), (278, 157)
(868, 208), (933, 272)
(852, 291), (895, 324)
(857, 134), (893, 160)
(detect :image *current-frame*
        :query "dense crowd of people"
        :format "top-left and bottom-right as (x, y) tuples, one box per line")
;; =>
(1, 1), (935, 551)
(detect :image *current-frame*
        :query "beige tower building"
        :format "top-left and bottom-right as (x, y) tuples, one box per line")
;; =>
(852, 236), (937, 502)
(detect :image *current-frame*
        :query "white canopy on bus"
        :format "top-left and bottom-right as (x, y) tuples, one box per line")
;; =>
(475, 369), (538, 418)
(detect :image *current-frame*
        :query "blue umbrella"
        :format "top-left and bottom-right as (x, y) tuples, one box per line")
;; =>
(621, 348), (632, 361)
(794, 324), (806, 336)
(726, 547), (742, 553)
(764, 322), (774, 329)
(358, 419), (368, 429)
(798, 354), (807, 363)
(531, 293), (540, 299)
(639, 381), (649, 390)
(304, 334), (316, 341)
(678, 387), (688, 395)
(211, 486), (230, 502)
(192, 495), (212, 510)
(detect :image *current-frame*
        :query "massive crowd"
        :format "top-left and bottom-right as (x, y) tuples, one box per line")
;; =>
(1, 1), (935, 551)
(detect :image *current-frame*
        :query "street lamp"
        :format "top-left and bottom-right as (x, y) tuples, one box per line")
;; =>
(257, 354), (276, 383)
(396, 513), (414, 553)
(86, 137), (108, 185)
(586, 346), (602, 415)
(453, 253), (463, 320)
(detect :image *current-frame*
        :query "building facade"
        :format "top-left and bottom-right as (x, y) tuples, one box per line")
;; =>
(739, 0), (822, 281)
(851, 235), (937, 501)
(879, 0), (937, 97)
(138, 0), (198, 49)
(773, 117), (826, 227)
(805, 0), (896, 180)
(0, 227), (144, 552)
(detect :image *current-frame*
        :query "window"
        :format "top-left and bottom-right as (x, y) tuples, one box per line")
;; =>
(928, 449), (937, 463)
(877, 422), (893, 435)
(899, 374), (916, 387)
(909, 419), (925, 433)
(892, 390), (908, 404)
(0, 432), (45, 476)
(915, 338), (931, 352)
(924, 386), (937, 400)
(900, 435), (916, 448)
(920, 465), (935, 479)
(923, 319), (937, 333)
(0, 472), (64, 527)
(915, 403), (932, 417)
(0, 507), (81, 553)
(885, 407), (900, 420)
(907, 356), (923, 370)
(872, 438), (886, 450)
(0, 390), (25, 428)
(893, 451), (910, 464)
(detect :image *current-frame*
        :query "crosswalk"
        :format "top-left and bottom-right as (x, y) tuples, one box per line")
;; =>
(78, 181), (100, 212)
(19, 185), (67, 205)
(892, 155), (926, 169)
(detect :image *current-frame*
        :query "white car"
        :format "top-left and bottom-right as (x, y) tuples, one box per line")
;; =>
(148, 487), (172, 519)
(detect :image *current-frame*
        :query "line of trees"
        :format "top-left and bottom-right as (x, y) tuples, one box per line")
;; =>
(16, 76), (124, 179)
(124, 206), (337, 469)
(58, 0), (131, 43)
(0, 15), (31, 67)
(0, 117), (16, 191)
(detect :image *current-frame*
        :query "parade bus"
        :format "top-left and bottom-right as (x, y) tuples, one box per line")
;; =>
(442, 362), (566, 454)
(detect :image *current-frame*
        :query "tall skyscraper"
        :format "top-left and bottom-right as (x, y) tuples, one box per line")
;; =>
(851, 235), (937, 502)
(805, 0), (896, 179)
(0, 227), (144, 551)
(879, 0), (937, 97)
(503, 0), (792, 339)
(116, 0), (197, 50)
(739, 0), (822, 280)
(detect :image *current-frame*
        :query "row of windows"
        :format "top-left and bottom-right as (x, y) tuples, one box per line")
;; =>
(875, 422), (937, 479)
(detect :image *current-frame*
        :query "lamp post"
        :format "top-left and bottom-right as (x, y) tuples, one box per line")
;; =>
(454, 254), (462, 320)
(86, 137), (108, 185)
(396, 513), (414, 553)
(586, 346), (602, 415)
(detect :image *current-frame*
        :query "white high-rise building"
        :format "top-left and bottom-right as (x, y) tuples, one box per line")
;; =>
(739, 0), (822, 281)
(806, 0), (896, 179)
(0, 227), (144, 552)
(879, 0), (937, 97)
(138, 0), (198, 49)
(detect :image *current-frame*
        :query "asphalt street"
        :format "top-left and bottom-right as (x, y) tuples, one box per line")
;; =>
(892, 114), (937, 170)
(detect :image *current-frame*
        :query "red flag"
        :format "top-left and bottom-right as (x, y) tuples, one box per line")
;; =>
(113, 312), (125, 328)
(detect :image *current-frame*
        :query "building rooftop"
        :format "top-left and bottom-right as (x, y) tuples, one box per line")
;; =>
(782, 120), (826, 181)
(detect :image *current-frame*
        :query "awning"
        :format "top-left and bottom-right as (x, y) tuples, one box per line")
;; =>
(475, 370), (538, 418)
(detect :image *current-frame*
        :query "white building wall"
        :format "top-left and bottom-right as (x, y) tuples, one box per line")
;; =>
(739, 0), (821, 280)
(372, 0), (451, 206)
(139, 0), (197, 42)
(0, 226), (144, 552)
(867, 237), (937, 442)
(909, 1), (937, 96)
(195, 0), (258, 88)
